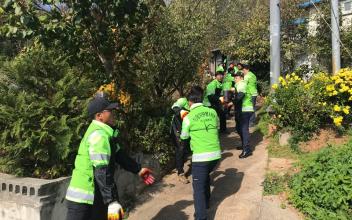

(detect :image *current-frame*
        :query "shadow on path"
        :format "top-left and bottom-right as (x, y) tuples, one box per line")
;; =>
(208, 168), (244, 219)
(151, 200), (193, 220)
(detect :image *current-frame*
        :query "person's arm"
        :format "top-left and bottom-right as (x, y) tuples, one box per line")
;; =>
(111, 135), (155, 185)
(208, 85), (222, 107)
(234, 83), (247, 104)
(88, 131), (117, 205)
(115, 149), (141, 174)
(180, 115), (191, 149)
(234, 92), (245, 102)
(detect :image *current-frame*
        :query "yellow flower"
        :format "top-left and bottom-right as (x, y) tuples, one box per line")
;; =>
(326, 85), (335, 92)
(272, 84), (278, 90)
(334, 105), (341, 112)
(322, 102), (327, 106)
(294, 75), (300, 81)
(333, 91), (338, 96)
(343, 106), (350, 115)
(335, 78), (343, 84)
(281, 81), (287, 86)
(333, 116), (343, 127)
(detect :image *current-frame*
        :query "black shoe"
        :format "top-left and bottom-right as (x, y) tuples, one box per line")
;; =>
(220, 130), (230, 135)
(239, 150), (252, 159)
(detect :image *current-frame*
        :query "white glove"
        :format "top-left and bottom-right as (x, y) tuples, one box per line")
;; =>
(108, 201), (124, 220)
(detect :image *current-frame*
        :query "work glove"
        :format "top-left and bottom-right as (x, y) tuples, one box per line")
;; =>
(139, 168), (155, 185)
(108, 201), (124, 220)
(219, 96), (225, 104)
(180, 110), (189, 120)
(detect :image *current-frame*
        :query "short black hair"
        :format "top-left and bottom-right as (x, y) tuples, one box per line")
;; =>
(215, 71), (224, 76)
(242, 64), (250, 70)
(187, 86), (204, 103)
(237, 63), (243, 67)
(233, 71), (244, 78)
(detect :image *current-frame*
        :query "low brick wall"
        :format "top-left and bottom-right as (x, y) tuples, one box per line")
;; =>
(0, 173), (70, 220)
(0, 152), (162, 220)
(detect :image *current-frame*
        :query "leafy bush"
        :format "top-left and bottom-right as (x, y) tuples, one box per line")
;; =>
(115, 102), (174, 167)
(269, 73), (328, 141)
(323, 69), (352, 127)
(0, 47), (94, 178)
(268, 69), (352, 143)
(289, 141), (352, 219)
(257, 79), (270, 97)
(263, 172), (287, 195)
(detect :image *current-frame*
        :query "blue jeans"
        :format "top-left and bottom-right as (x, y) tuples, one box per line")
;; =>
(192, 159), (219, 220)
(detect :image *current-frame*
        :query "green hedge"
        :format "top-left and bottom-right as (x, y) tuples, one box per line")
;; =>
(0, 47), (94, 178)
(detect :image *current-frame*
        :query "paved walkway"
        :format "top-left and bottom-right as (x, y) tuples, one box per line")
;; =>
(128, 120), (301, 220)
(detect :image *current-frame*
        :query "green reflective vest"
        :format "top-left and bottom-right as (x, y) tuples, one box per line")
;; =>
(235, 80), (254, 112)
(243, 71), (258, 96)
(66, 120), (119, 204)
(180, 103), (221, 162)
(203, 79), (223, 107)
(234, 66), (239, 73)
(172, 97), (190, 111)
(223, 73), (234, 91)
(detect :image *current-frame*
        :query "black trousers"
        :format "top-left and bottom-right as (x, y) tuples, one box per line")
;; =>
(171, 124), (190, 175)
(234, 110), (242, 143)
(66, 185), (108, 220)
(192, 160), (219, 220)
(240, 112), (253, 152)
(212, 106), (226, 132)
(250, 96), (257, 124)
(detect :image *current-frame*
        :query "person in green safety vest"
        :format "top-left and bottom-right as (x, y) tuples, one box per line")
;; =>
(203, 65), (227, 133)
(242, 64), (258, 127)
(65, 96), (155, 220)
(223, 63), (237, 118)
(170, 97), (191, 184)
(180, 86), (221, 220)
(233, 72), (254, 159)
(237, 62), (244, 72)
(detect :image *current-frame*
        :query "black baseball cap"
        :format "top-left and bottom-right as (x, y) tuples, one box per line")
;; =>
(88, 97), (119, 117)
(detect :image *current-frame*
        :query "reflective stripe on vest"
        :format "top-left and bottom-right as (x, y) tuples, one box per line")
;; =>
(192, 150), (221, 162)
(89, 153), (110, 161)
(242, 106), (254, 112)
(66, 187), (94, 204)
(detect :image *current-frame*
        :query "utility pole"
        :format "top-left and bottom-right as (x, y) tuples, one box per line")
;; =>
(270, 0), (280, 86)
(331, 0), (341, 74)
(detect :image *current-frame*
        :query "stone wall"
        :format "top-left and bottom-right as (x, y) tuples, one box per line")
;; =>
(0, 153), (161, 220)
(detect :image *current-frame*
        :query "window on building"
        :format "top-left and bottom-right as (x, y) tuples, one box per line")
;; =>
(345, 1), (352, 12)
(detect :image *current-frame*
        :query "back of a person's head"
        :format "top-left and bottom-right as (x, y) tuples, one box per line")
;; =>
(242, 64), (250, 70)
(187, 86), (204, 103)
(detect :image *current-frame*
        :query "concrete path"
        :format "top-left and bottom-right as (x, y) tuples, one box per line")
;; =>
(127, 121), (301, 220)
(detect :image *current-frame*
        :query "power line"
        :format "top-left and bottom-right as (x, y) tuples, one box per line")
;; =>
(310, 1), (352, 61)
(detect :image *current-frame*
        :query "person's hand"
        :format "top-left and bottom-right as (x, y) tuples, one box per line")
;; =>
(139, 168), (155, 185)
(108, 201), (124, 220)
(219, 96), (225, 103)
(180, 110), (189, 120)
(230, 87), (236, 92)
